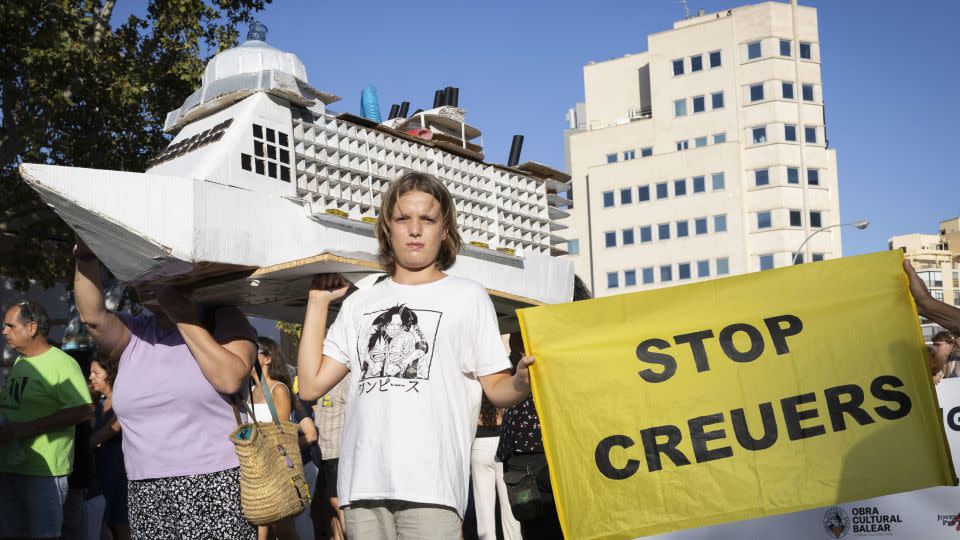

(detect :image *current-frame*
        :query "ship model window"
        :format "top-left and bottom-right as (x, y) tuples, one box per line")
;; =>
(280, 149), (290, 163)
(267, 145), (277, 160)
(253, 124), (263, 138)
(254, 141), (264, 157)
(280, 166), (290, 182)
(266, 128), (276, 143)
(278, 133), (289, 147)
(268, 162), (277, 178)
(241, 154), (252, 171)
(255, 159), (265, 175)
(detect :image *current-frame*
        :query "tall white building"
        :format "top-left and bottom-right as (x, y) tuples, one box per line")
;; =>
(561, 1), (842, 296)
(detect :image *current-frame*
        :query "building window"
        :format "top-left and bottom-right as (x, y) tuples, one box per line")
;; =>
(787, 167), (800, 184)
(606, 153), (618, 163)
(717, 257), (730, 275)
(712, 172), (725, 190)
(714, 214), (727, 232)
(642, 267), (655, 284)
(750, 83), (764, 102)
(694, 136), (708, 148)
(673, 59), (684, 76)
(752, 126), (767, 144)
(794, 253), (804, 264)
(693, 95), (706, 113)
(695, 217), (708, 235)
(674, 178), (687, 196)
(810, 211), (822, 228)
(760, 254), (775, 271)
(567, 239), (580, 255)
(691, 55), (703, 72)
(693, 176), (706, 193)
(623, 150), (636, 160)
(713, 133), (727, 144)
(674, 99), (688, 117)
(638, 185), (651, 201)
(709, 50), (722, 68)
(678, 263), (692, 280)
(747, 41), (761, 59)
(624, 270), (637, 287)
(656, 182), (669, 199)
(640, 226), (652, 243)
(802, 84), (815, 102)
(660, 265), (673, 282)
(697, 260), (711, 278)
(785, 124), (797, 142)
(780, 39), (792, 57)
(812, 253), (824, 262)
(607, 272), (619, 289)
(640, 147), (653, 157)
(677, 220), (689, 238)
(757, 211), (772, 229)
(804, 126), (817, 143)
(602, 191), (615, 207)
(711, 91), (725, 110)
(789, 210), (802, 227)
(799, 42), (812, 59)
(622, 228), (635, 245)
(807, 168), (820, 185)
(782, 81), (794, 99)
(620, 188), (633, 205)
(754, 168), (770, 186)
(658, 223), (671, 240)
(676, 140), (689, 151)
(603, 231), (617, 248)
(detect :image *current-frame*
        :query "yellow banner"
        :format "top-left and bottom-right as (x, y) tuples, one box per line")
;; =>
(517, 251), (954, 540)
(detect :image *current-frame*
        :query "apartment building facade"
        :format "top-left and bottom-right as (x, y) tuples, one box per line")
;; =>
(889, 217), (960, 342)
(561, 1), (842, 296)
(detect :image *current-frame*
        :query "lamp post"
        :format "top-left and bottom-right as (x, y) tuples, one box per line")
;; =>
(792, 220), (870, 265)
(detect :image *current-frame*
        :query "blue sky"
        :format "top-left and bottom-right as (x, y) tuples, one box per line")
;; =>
(116, 0), (959, 256)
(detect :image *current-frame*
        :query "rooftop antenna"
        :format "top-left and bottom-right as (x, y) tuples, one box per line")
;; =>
(679, 0), (690, 18)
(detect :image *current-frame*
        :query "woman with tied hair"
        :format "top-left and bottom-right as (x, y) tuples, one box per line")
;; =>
(297, 171), (535, 539)
(88, 352), (130, 540)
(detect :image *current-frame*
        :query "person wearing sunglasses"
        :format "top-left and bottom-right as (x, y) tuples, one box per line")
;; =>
(0, 300), (93, 540)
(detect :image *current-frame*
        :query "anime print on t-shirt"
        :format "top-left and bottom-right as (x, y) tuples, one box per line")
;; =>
(356, 305), (442, 393)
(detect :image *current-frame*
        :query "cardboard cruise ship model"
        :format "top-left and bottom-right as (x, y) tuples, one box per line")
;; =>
(18, 24), (574, 329)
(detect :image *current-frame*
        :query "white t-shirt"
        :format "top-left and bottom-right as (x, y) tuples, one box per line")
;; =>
(323, 275), (511, 517)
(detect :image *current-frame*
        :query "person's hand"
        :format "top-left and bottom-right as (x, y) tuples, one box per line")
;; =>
(514, 355), (536, 389)
(154, 286), (197, 323)
(73, 236), (96, 261)
(904, 260), (933, 314)
(308, 274), (350, 304)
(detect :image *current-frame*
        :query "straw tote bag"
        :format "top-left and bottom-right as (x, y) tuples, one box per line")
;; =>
(229, 368), (311, 525)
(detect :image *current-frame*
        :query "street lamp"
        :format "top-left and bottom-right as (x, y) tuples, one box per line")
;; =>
(792, 220), (870, 265)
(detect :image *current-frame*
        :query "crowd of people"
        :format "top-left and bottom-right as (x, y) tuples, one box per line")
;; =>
(1, 171), (959, 540)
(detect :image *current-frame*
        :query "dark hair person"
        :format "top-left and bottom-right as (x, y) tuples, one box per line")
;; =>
(88, 353), (130, 540)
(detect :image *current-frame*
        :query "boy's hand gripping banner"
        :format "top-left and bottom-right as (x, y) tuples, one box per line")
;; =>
(517, 251), (955, 540)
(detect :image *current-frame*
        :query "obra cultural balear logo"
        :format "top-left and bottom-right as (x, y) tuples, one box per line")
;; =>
(823, 507), (850, 539)
(824, 506), (903, 538)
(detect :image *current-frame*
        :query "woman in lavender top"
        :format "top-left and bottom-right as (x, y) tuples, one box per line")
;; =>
(73, 240), (257, 540)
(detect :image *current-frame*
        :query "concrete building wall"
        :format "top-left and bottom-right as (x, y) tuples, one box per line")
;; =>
(562, 1), (842, 296)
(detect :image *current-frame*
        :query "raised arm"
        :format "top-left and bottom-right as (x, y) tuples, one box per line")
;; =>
(904, 260), (960, 334)
(73, 240), (130, 359)
(297, 274), (351, 402)
(155, 288), (255, 395)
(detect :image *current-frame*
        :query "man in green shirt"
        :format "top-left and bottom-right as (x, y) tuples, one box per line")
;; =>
(0, 300), (93, 540)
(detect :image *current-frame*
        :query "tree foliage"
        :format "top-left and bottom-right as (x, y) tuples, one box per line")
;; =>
(0, 0), (270, 289)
